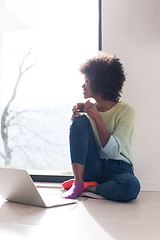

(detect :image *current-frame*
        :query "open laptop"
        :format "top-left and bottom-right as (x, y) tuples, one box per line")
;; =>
(0, 168), (78, 208)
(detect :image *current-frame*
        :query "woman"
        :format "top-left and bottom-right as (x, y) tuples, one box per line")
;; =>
(62, 52), (140, 202)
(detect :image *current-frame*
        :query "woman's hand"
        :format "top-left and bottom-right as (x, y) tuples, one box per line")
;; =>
(84, 100), (101, 122)
(71, 104), (82, 121)
(71, 100), (101, 122)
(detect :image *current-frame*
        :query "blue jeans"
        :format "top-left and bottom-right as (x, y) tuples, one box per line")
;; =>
(69, 115), (140, 202)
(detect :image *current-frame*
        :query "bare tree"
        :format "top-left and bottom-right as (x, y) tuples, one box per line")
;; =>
(0, 50), (71, 171)
(0, 49), (36, 165)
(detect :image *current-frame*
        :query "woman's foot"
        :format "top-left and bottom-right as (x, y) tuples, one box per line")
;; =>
(85, 185), (97, 193)
(62, 179), (74, 190)
(62, 179), (98, 191)
(62, 181), (84, 199)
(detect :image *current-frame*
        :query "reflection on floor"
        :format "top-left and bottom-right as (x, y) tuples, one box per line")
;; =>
(0, 190), (160, 240)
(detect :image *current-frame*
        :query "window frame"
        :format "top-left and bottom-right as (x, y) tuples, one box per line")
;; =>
(30, 0), (102, 183)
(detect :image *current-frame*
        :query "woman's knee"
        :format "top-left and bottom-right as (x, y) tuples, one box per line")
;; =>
(96, 174), (141, 202)
(122, 174), (141, 202)
(72, 115), (89, 127)
(70, 115), (91, 135)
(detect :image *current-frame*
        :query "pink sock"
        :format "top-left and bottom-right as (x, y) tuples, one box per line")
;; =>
(62, 181), (84, 199)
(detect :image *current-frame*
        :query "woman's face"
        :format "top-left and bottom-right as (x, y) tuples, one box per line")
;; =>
(82, 76), (93, 99)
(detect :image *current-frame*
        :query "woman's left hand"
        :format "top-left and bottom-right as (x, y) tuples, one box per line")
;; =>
(84, 100), (101, 121)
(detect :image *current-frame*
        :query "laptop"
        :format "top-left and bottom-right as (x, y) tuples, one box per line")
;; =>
(0, 168), (78, 208)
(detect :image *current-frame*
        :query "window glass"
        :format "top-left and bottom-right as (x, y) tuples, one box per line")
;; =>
(0, 0), (99, 175)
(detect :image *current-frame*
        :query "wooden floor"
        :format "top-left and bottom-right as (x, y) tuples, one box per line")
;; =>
(0, 189), (160, 240)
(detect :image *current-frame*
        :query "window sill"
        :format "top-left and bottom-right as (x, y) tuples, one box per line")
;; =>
(29, 170), (73, 183)
(35, 182), (62, 188)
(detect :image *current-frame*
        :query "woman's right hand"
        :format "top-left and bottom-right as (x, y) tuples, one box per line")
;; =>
(71, 104), (83, 121)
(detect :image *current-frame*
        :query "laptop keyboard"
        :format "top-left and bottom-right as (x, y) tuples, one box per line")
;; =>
(37, 188), (77, 207)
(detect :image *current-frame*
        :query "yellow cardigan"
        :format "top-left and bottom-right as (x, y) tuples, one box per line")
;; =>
(87, 101), (135, 165)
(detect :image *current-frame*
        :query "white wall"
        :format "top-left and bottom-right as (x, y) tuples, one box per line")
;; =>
(102, 0), (160, 191)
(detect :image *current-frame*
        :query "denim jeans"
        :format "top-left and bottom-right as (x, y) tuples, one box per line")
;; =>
(69, 115), (140, 202)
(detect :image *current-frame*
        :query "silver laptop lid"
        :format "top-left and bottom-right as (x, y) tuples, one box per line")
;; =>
(0, 168), (46, 207)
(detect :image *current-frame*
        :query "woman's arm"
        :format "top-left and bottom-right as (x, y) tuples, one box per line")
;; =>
(84, 101), (111, 147)
(94, 115), (111, 147)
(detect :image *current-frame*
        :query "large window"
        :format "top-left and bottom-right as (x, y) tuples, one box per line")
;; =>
(0, 0), (101, 178)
